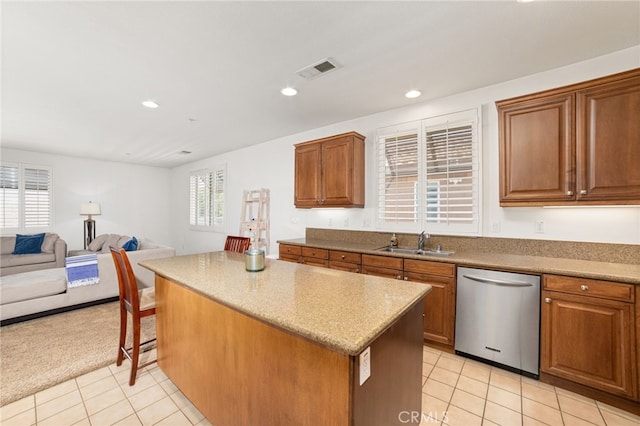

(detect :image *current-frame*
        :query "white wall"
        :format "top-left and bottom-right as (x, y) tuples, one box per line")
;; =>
(4, 48), (638, 255)
(170, 46), (640, 255)
(0, 149), (172, 251)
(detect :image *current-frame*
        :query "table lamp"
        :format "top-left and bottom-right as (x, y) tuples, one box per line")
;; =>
(80, 202), (101, 249)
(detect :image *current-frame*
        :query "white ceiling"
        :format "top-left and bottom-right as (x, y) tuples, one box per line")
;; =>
(2, 1), (639, 168)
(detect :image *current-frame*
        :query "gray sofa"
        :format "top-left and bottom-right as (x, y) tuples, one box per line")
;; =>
(0, 236), (175, 325)
(0, 233), (67, 276)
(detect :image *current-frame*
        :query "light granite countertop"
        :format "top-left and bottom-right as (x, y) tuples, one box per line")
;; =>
(140, 251), (431, 356)
(279, 238), (640, 285)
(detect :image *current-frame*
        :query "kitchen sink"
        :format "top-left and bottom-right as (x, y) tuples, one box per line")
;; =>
(376, 247), (454, 257)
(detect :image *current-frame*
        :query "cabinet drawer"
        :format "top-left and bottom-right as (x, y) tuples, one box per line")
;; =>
(301, 247), (328, 259)
(362, 254), (403, 270)
(301, 257), (328, 268)
(544, 275), (634, 303)
(329, 250), (361, 264)
(329, 260), (360, 273)
(361, 265), (403, 280)
(279, 244), (301, 257)
(404, 259), (454, 277)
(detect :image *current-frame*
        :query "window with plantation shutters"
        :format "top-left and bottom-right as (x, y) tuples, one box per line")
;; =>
(24, 167), (51, 228)
(189, 164), (225, 232)
(0, 165), (20, 229)
(377, 108), (481, 235)
(0, 162), (52, 232)
(377, 125), (420, 224)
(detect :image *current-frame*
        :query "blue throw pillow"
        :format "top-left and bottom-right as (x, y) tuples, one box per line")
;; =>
(12, 233), (46, 255)
(122, 236), (138, 252)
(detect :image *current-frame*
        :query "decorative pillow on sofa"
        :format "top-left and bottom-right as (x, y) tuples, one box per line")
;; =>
(88, 234), (109, 252)
(41, 233), (59, 253)
(101, 234), (124, 253)
(12, 233), (46, 255)
(122, 236), (138, 251)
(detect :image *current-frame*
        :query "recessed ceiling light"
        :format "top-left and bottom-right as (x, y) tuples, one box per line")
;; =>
(280, 87), (298, 97)
(405, 90), (422, 99)
(142, 100), (159, 108)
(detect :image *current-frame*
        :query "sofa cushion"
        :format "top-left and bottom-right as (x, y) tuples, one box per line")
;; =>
(1, 252), (56, 268)
(117, 235), (131, 248)
(13, 233), (46, 255)
(1, 236), (17, 255)
(88, 234), (109, 252)
(122, 236), (138, 252)
(41, 233), (59, 253)
(101, 234), (123, 253)
(0, 268), (67, 305)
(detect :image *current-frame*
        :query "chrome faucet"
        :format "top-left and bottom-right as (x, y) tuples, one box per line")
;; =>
(418, 231), (429, 251)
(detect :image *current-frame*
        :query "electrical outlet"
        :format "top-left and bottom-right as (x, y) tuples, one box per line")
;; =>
(535, 220), (545, 234)
(491, 221), (501, 233)
(359, 346), (371, 386)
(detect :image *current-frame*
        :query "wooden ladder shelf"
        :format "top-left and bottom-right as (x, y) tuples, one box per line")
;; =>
(240, 188), (270, 254)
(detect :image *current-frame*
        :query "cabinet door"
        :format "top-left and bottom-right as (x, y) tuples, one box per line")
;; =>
(321, 136), (355, 206)
(405, 271), (456, 348)
(294, 143), (321, 207)
(498, 93), (575, 205)
(576, 75), (640, 202)
(541, 291), (637, 398)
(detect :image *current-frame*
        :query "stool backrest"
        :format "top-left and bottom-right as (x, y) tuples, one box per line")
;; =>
(110, 247), (140, 313)
(224, 236), (251, 253)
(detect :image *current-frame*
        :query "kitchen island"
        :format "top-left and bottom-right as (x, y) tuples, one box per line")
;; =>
(140, 251), (431, 426)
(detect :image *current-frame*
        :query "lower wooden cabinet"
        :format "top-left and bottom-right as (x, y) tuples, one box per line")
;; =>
(361, 254), (403, 280)
(329, 250), (361, 273)
(403, 259), (456, 350)
(279, 244), (301, 263)
(278, 244), (329, 267)
(541, 275), (637, 400)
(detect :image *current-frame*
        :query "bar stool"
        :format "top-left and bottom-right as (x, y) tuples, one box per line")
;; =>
(110, 247), (157, 386)
(224, 235), (251, 253)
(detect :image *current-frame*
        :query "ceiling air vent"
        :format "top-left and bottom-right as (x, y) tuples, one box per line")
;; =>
(296, 57), (341, 80)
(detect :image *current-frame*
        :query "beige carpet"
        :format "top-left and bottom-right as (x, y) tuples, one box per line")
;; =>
(0, 302), (155, 407)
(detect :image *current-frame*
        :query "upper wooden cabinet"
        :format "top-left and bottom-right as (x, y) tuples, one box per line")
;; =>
(497, 68), (640, 206)
(294, 132), (365, 208)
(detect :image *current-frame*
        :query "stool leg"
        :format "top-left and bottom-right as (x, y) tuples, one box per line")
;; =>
(129, 316), (141, 386)
(117, 306), (127, 366)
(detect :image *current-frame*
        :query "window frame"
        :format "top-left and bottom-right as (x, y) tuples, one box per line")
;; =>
(0, 162), (53, 235)
(375, 108), (482, 236)
(189, 164), (226, 233)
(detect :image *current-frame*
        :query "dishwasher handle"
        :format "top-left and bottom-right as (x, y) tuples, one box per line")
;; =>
(462, 274), (533, 287)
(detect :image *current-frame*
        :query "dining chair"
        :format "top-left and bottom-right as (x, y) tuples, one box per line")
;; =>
(224, 235), (251, 253)
(110, 247), (157, 386)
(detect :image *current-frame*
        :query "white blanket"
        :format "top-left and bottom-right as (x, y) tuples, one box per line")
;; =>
(65, 254), (100, 288)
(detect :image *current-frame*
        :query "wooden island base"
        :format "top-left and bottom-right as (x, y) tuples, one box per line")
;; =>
(156, 276), (425, 426)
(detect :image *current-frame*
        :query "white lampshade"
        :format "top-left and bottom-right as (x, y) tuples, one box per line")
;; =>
(80, 202), (101, 216)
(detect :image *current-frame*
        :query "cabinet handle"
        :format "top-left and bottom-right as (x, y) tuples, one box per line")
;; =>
(403, 276), (408, 281)
(567, 190), (574, 196)
(580, 285), (589, 291)
(545, 298), (551, 304)
(396, 275), (402, 280)
(311, 251), (316, 255)
(341, 255), (346, 260)
(355, 268), (360, 273)
(580, 189), (587, 195)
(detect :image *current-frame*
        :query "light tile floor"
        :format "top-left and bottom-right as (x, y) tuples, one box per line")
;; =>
(2, 346), (639, 425)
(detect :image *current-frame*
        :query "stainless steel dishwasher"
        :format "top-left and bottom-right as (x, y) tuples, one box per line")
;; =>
(455, 266), (541, 378)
